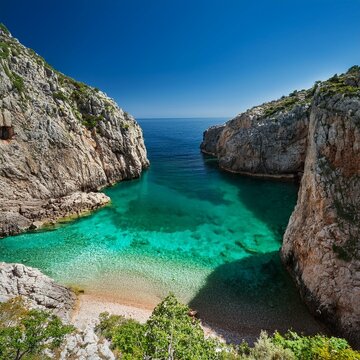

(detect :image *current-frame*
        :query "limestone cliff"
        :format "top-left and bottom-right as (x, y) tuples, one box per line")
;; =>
(0, 262), (75, 322)
(0, 25), (149, 236)
(201, 89), (312, 178)
(201, 67), (360, 346)
(282, 72), (360, 346)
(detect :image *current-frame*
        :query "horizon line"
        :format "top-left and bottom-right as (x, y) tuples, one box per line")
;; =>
(136, 116), (232, 120)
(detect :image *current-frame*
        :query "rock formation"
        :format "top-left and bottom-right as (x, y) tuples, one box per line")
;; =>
(0, 262), (116, 359)
(0, 25), (149, 236)
(282, 76), (360, 346)
(0, 262), (75, 322)
(201, 90), (312, 179)
(201, 67), (360, 346)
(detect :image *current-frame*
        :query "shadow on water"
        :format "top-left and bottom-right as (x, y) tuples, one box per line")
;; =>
(202, 154), (299, 239)
(189, 251), (328, 344)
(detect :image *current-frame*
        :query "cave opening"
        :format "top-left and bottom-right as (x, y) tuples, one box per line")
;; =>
(0, 126), (14, 140)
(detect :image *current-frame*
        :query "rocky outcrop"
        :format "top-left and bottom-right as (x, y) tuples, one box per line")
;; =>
(0, 192), (110, 236)
(201, 67), (360, 346)
(201, 90), (312, 178)
(0, 262), (117, 358)
(0, 262), (75, 322)
(60, 326), (115, 360)
(201, 124), (225, 156)
(0, 26), (149, 236)
(282, 84), (360, 346)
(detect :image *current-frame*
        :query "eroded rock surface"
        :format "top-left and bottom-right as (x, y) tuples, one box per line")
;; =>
(201, 67), (360, 346)
(201, 90), (312, 178)
(0, 262), (75, 322)
(282, 88), (360, 347)
(0, 27), (149, 236)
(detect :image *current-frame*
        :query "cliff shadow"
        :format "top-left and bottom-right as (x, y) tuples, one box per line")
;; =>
(189, 251), (328, 344)
(201, 154), (299, 239)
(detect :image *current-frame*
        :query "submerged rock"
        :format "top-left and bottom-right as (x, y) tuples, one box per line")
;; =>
(201, 67), (360, 346)
(0, 27), (149, 236)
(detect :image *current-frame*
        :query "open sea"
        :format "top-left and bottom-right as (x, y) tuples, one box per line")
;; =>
(0, 118), (325, 339)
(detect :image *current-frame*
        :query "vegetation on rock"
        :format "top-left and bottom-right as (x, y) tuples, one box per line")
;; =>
(0, 297), (74, 360)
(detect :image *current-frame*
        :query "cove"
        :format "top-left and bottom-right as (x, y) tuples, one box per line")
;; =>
(0, 118), (324, 338)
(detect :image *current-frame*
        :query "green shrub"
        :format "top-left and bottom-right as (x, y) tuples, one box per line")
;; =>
(146, 294), (221, 359)
(250, 331), (295, 359)
(0, 23), (10, 35)
(0, 297), (74, 360)
(96, 312), (128, 340)
(111, 319), (146, 360)
(0, 41), (10, 59)
(81, 114), (104, 129)
(97, 295), (360, 360)
(272, 331), (360, 360)
(98, 294), (230, 360)
(53, 91), (67, 102)
(2, 63), (25, 94)
(11, 73), (24, 93)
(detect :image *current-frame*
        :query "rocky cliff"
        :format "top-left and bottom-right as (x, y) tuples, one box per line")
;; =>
(0, 25), (149, 236)
(0, 262), (116, 359)
(201, 67), (360, 346)
(201, 89), (312, 179)
(0, 262), (75, 322)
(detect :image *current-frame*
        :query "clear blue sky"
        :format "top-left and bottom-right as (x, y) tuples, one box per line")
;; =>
(2, 0), (360, 118)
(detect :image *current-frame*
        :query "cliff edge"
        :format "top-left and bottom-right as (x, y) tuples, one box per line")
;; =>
(201, 67), (360, 346)
(0, 25), (149, 236)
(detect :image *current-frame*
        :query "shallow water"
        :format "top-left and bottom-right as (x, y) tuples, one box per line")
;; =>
(0, 118), (325, 337)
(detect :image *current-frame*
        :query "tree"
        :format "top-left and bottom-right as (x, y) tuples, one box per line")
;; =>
(0, 297), (74, 360)
(98, 294), (228, 359)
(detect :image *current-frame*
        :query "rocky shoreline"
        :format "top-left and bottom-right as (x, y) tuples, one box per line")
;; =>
(0, 26), (149, 237)
(0, 191), (110, 237)
(201, 67), (360, 347)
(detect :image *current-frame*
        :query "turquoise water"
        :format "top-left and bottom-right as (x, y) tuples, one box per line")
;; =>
(0, 118), (324, 338)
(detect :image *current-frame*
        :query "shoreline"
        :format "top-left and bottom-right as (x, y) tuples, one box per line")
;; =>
(72, 293), (246, 344)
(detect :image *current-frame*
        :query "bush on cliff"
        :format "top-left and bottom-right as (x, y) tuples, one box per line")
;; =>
(0, 297), (74, 360)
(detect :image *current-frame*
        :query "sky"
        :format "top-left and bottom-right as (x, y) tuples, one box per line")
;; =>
(2, 0), (360, 118)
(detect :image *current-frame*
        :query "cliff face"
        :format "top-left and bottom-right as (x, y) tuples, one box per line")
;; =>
(0, 262), (75, 322)
(201, 67), (360, 346)
(282, 86), (360, 346)
(0, 26), (149, 236)
(201, 90), (312, 178)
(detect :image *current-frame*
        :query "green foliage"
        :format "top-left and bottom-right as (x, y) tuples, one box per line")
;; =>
(272, 331), (360, 360)
(2, 63), (25, 94)
(11, 72), (25, 93)
(347, 65), (360, 74)
(0, 297), (74, 360)
(319, 67), (360, 97)
(81, 114), (105, 130)
(111, 319), (146, 360)
(98, 294), (229, 360)
(250, 331), (295, 360)
(97, 295), (360, 360)
(96, 312), (128, 340)
(146, 294), (221, 359)
(0, 41), (10, 59)
(53, 91), (67, 102)
(0, 23), (10, 35)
